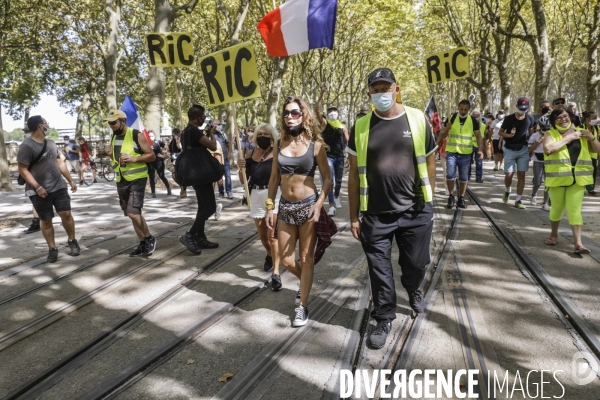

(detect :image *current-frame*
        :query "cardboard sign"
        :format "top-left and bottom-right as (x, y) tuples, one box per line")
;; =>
(198, 42), (261, 106)
(145, 32), (194, 67)
(425, 47), (469, 84)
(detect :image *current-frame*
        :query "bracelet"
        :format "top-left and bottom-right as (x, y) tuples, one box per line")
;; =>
(36, 186), (43, 192)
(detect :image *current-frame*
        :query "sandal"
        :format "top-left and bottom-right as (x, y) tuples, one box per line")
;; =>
(574, 246), (591, 255)
(544, 237), (557, 245)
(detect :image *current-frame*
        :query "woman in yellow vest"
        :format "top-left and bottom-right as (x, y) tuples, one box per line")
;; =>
(543, 109), (600, 254)
(582, 111), (600, 195)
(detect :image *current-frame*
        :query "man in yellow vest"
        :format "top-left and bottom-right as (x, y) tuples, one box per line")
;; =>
(104, 109), (157, 257)
(347, 68), (437, 349)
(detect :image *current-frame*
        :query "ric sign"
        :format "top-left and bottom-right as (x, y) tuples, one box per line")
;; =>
(425, 47), (470, 84)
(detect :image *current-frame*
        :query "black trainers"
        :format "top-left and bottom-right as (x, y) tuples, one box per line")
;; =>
(447, 194), (456, 209)
(271, 274), (282, 291)
(457, 196), (467, 209)
(24, 219), (40, 234)
(167, 188), (172, 195)
(179, 232), (202, 255)
(195, 235), (219, 249)
(476, 178), (483, 183)
(149, 193), (156, 198)
(409, 289), (425, 315)
(369, 320), (392, 349)
(129, 242), (146, 257)
(68, 239), (81, 256)
(264, 255), (273, 272)
(93, 179), (98, 183)
(292, 305), (309, 327)
(144, 236), (157, 255)
(47, 248), (59, 263)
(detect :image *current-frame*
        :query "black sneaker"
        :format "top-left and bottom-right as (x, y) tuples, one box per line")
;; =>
(144, 236), (157, 255)
(93, 179), (98, 183)
(149, 193), (156, 198)
(24, 219), (40, 234)
(195, 235), (219, 249)
(179, 232), (202, 255)
(264, 255), (273, 272)
(167, 188), (172, 195)
(292, 305), (309, 327)
(409, 289), (425, 315)
(271, 274), (282, 291)
(68, 239), (81, 256)
(447, 194), (456, 209)
(129, 242), (146, 257)
(369, 320), (392, 349)
(47, 248), (59, 263)
(79, 180), (84, 185)
(457, 196), (467, 209)
(476, 178), (483, 183)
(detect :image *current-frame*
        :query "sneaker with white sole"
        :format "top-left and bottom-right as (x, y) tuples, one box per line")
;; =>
(292, 305), (309, 327)
(502, 191), (510, 203)
(530, 196), (537, 205)
(214, 203), (223, 221)
(541, 203), (551, 211)
(327, 206), (336, 216)
(334, 197), (342, 208)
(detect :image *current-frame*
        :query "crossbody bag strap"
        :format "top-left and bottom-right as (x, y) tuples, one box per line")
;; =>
(29, 140), (48, 171)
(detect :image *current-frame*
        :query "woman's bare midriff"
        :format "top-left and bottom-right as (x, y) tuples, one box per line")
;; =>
(280, 174), (317, 202)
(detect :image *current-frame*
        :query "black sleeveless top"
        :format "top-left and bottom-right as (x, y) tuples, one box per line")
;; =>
(245, 149), (273, 186)
(277, 140), (317, 177)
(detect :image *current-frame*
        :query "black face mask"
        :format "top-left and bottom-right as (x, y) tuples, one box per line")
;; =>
(198, 116), (206, 126)
(287, 123), (304, 137)
(257, 137), (271, 150)
(541, 107), (550, 114)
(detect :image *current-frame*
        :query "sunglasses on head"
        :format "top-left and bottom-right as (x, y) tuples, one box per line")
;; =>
(282, 109), (302, 118)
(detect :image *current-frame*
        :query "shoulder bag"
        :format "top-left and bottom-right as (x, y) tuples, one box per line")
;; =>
(17, 140), (47, 186)
(174, 128), (224, 186)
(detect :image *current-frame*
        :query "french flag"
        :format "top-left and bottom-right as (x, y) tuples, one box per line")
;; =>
(257, 0), (338, 57)
(120, 95), (153, 146)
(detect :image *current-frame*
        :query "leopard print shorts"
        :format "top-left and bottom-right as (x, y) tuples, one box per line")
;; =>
(278, 194), (317, 226)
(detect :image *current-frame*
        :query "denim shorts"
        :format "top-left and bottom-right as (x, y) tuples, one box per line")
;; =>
(503, 147), (530, 173)
(445, 152), (471, 183)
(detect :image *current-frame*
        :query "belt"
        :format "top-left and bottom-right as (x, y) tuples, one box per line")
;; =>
(251, 184), (268, 190)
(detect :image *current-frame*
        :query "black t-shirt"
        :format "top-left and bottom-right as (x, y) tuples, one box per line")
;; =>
(322, 123), (346, 158)
(151, 140), (166, 156)
(444, 114), (481, 132)
(182, 124), (205, 148)
(348, 111), (437, 214)
(500, 114), (535, 150)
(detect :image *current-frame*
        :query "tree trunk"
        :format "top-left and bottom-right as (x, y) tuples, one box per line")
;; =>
(586, 46), (600, 111)
(75, 89), (92, 137)
(267, 56), (287, 128)
(0, 104), (14, 190)
(144, 0), (174, 136)
(529, 0), (554, 107)
(104, 0), (122, 111)
(23, 104), (31, 126)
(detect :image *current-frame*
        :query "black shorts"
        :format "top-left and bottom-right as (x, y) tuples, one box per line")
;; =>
(29, 188), (71, 221)
(117, 178), (147, 216)
(492, 139), (504, 155)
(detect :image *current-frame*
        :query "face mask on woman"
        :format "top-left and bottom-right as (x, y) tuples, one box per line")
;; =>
(257, 136), (271, 149)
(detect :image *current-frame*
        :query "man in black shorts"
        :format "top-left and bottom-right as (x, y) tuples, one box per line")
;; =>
(104, 109), (157, 257)
(347, 68), (437, 349)
(17, 115), (80, 263)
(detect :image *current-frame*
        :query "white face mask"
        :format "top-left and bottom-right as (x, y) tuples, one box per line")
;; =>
(327, 111), (338, 120)
(590, 118), (600, 126)
(498, 115), (505, 120)
(216, 125), (222, 132)
(370, 92), (395, 112)
(516, 109), (527, 115)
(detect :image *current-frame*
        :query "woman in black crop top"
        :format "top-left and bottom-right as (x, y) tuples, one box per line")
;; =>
(265, 96), (332, 328)
(237, 123), (283, 291)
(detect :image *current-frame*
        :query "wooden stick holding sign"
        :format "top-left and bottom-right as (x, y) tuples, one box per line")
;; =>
(233, 103), (251, 207)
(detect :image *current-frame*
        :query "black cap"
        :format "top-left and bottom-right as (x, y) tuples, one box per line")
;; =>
(552, 97), (566, 105)
(367, 68), (396, 86)
(327, 105), (337, 111)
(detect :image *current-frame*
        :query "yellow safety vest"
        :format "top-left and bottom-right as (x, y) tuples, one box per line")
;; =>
(544, 128), (594, 187)
(446, 114), (475, 155)
(111, 128), (148, 182)
(355, 106), (432, 212)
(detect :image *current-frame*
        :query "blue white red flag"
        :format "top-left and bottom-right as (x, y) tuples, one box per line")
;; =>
(257, 0), (338, 57)
(120, 95), (153, 145)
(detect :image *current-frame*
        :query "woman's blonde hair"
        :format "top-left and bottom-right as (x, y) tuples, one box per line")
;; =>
(252, 123), (277, 147)
(279, 96), (327, 149)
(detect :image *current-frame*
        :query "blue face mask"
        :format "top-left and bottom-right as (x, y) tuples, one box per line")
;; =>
(370, 92), (395, 112)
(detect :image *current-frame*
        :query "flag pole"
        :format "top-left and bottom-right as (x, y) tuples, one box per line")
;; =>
(233, 102), (251, 207)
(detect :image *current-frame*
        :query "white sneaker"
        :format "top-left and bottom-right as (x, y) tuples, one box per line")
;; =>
(530, 196), (537, 206)
(334, 197), (342, 208)
(214, 203), (222, 220)
(327, 206), (336, 216)
(541, 203), (550, 211)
